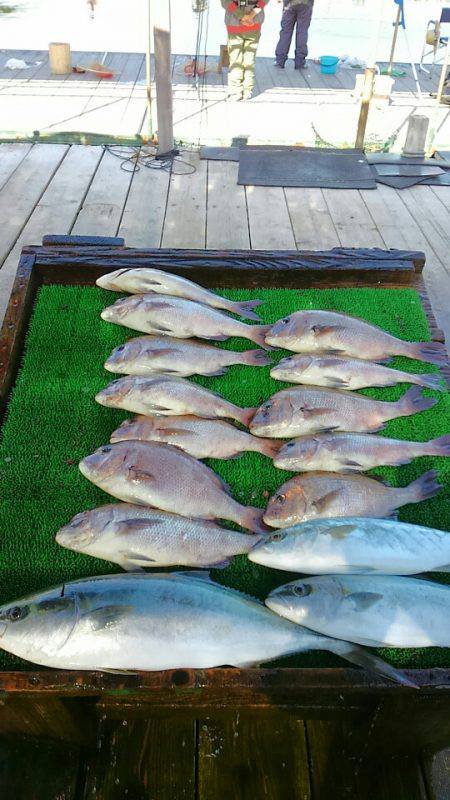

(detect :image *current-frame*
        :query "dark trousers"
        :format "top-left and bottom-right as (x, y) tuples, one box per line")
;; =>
(275, 3), (313, 68)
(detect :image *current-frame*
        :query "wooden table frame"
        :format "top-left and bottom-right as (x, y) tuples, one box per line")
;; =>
(0, 235), (449, 759)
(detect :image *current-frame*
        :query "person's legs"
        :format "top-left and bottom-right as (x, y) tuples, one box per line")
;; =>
(294, 2), (313, 68)
(228, 34), (245, 98)
(242, 35), (259, 98)
(275, 6), (297, 68)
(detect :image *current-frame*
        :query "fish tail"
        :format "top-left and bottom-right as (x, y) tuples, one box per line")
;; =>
(422, 434), (450, 458)
(405, 469), (442, 503)
(239, 349), (272, 367)
(328, 640), (418, 688)
(254, 438), (283, 459)
(396, 386), (437, 418)
(404, 340), (448, 367)
(247, 324), (274, 351)
(232, 299), (263, 321)
(239, 506), (269, 534)
(414, 372), (445, 392)
(237, 407), (257, 427)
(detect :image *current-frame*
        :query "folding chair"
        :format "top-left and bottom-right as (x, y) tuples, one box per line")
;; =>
(420, 7), (450, 75)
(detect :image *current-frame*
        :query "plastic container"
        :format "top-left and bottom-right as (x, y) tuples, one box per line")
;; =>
(320, 56), (339, 75)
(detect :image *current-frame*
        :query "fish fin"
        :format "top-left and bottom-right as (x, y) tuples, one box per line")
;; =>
(406, 469), (442, 503)
(207, 559), (232, 569)
(147, 347), (178, 358)
(84, 605), (134, 631)
(240, 507), (269, 534)
(238, 407), (257, 427)
(424, 434), (450, 457)
(405, 341), (447, 367)
(416, 372), (445, 392)
(312, 324), (345, 336)
(116, 519), (162, 534)
(210, 334), (229, 342)
(150, 324), (174, 333)
(328, 641), (418, 688)
(315, 425), (342, 435)
(128, 467), (155, 484)
(175, 570), (214, 581)
(120, 551), (157, 564)
(155, 426), (195, 438)
(311, 490), (341, 514)
(204, 368), (228, 377)
(347, 591), (384, 611)
(144, 404), (173, 413)
(146, 300), (176, 310)
(369, 475), (391, 486)
(240, 349), (272, 367)
(302, 407), (336, 419)
(224, 453), (244, 460)
(321, 376), (350, 389)
(329, 524), (357, 539)
(234, 299), (263, 322)
(397, 386), (437, 417)
(248, 324), (274, 351)
(120, 562), (146, 573)
(342, 460), (363, 468)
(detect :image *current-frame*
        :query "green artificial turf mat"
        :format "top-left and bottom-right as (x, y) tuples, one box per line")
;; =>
(0, 284), (449, 672)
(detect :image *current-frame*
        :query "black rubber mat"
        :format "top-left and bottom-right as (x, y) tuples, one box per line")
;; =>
(237, 147), (377, 188)
(199, 146), (240, 161)
(375, 172), (450, 188)
(375, 164), (445, 177)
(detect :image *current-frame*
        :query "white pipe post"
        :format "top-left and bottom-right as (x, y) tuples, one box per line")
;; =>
(153, 0), (174, 156)
(145, 0), (153, 139)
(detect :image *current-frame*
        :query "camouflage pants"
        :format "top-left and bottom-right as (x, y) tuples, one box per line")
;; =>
(227, 33), (260, 97)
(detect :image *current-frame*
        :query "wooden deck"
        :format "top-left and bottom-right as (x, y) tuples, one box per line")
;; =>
(0, 142), (449, 347)
(0, 140), (449, 797)
(0, 49), (448, 150)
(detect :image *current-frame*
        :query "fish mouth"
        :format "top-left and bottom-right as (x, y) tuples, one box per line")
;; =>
(103, 358), (117, 373)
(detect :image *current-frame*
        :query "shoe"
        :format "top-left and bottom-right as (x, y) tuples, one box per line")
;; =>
(273, 61), (285, 69)
(242, 92), (252, 100)
(295, 61), (306, 70)
(227, 93), (243, 102)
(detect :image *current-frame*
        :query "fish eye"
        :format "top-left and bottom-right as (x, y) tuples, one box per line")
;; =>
(101, 446), (112, 454)
(293, 584), (312, 598)
(7, 606), (26, 622)
(270, 531), (284, 542)
(281, 317), (290, 324)
(116, 345), (125, 353)
(275, 493), (286, 504)
(285, 442), (294, 449)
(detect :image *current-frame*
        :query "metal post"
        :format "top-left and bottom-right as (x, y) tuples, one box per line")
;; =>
(436, 34), (450, 104)
(387, 5), (401, 75)
(153, 0), (175, 156)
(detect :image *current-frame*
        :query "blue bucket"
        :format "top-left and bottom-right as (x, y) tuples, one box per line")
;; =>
(320, 55), (339, 75)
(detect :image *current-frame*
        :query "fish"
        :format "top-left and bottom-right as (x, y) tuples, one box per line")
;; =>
(270, 354), (443, 391)
(95, 375), (256, 427)
(250, 385), (436, 439)
(274, 432), (450, 473)
(104, 335), (271, 378)
(263, 469), (442, 528)
(110, 415), (279, 460)
(249, 517), (450, 575)
(266, 574), (450, 648)
(56, 503), (260, 570)
(265, 309), (447, 367)
(100, 295), (271, 349)
(96, 268), (263, 321)
(0, 571), (415, 684)
(79, 440), (266, 533)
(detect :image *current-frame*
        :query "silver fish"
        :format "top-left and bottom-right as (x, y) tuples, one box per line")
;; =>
(96, 268), (263, 320)
(270, 354), (443, 391)
(265, 309), (447, 366)
(250, 385), (436, 438)
(263, 470), (442, 528)
(0, 572), (415, 683)
(104, 335), (271, 378)
(266, 574), (450, 648)
(110, 415), (279, 460)
(79, 441), (266, 532)
(101, 295), (271, 348)
(249, 517), (450, 575)
(56, 503), (259, 570)
(274, 432), (450, 473)
(96, 375), (256, 427)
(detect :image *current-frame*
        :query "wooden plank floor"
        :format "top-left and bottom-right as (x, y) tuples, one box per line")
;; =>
(0, 140), (449, 797)
(1, 712), (445, 800)
(0, 50), (448, 149)
(0, 142), (448, 346)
